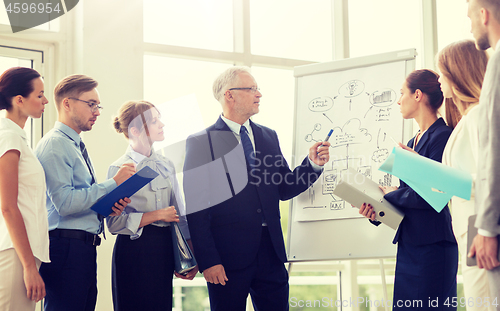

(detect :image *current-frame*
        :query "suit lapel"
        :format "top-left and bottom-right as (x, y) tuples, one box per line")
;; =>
(414, 118), (444, 154)
(414, 131), (428, 153)
(250, 120), (264, 163)
(211, 116), (240, 159)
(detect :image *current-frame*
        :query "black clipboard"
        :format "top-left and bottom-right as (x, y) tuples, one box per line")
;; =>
(91, 166), (159, 217)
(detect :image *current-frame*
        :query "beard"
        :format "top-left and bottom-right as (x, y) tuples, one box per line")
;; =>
(71, 115), (92, 132)
(475, 29), (491, 51)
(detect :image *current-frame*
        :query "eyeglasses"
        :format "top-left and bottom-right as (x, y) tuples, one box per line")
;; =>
(228, 86), (261, 93)
(69, 98), (103, 113)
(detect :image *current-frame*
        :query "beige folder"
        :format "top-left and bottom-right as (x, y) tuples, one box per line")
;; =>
(332, 168), (404, 230)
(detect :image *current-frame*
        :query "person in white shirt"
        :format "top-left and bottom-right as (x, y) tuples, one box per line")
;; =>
(440, 39), (491, 311)
(0, 67), (49, 311)
(107, 100), (197, 311)
(467, 0), (500, 305)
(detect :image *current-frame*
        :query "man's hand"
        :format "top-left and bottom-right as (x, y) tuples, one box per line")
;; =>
(468, 234), (500, 270)
(309, 141), (331, 166)
(175, 265), (199, 280)
(203, 264), (228, 286)
(113, 163), (136, 186)
(109, 198), (131, 217)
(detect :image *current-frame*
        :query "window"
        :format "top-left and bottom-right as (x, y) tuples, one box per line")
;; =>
(250, 0), (333, 62)
(437, 0), (472, 50)
(0, 47), (44, 148)
(251, 66), (295, 162)
(143, 55), (230, 142)
(348, 0), (421, 60)
(144, 0), (234, 52)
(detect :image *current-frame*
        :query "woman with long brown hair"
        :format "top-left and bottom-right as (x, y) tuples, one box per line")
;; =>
(440, 40), (491, 310)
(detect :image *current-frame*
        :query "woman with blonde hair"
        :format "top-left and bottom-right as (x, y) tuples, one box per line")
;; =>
(440, 40), (491, 310)
(107, 100), (197, 311)
(0, 67), (49, 310)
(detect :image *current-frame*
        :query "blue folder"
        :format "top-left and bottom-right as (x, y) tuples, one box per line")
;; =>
(91, 166), (159, 217)
(379, 147), (472, 212)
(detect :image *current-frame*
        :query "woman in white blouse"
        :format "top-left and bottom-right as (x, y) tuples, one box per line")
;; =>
(107, 100), (197, 311)
(0, 67), (49, 310)
(440, 40), (491, 310)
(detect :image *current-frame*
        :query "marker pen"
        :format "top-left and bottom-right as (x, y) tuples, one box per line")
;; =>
(318, 129), (333, 154)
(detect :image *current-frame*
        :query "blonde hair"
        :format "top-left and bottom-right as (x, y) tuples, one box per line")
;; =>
(113, 100), (157, 141)
(437, 40), (488, 128)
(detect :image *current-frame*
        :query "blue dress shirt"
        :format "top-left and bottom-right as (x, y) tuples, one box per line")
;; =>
(106, 146), (190, 240)
(35, 121), (117, 234)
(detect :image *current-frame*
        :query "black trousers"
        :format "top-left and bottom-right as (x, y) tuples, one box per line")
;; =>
(394, 240), (458, 310)
(40, 235), (98, 311)
(207, 227), (289, 311)
(112, 225), (175, 311)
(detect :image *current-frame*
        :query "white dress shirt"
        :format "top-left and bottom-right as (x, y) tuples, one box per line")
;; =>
(220, 115), (323, 172)
(0, 118), (49, 263)
(442, 105), (480, 237)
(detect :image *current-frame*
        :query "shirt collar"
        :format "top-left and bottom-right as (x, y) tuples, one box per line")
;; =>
(220, 114), (252, 137)
(54, 121), (82, 146)
(496, 39), (500, 51)
(126, 145), (150, 164)
(0, 118), (27, 141)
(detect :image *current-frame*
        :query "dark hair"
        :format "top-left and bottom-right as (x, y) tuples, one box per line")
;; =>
(54, 74), (98, 110)
(406, 69), (444, 113)
(0, 67), (41, 111)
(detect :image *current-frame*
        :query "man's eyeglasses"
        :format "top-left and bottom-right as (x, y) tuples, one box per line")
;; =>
(69, 98), (103, 113)
(228, 86), (260, 93)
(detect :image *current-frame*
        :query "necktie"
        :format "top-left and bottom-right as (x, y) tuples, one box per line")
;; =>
(240, 126), (255, 171)
(80, 140), (104, 236)
(240, 126), (266, 225)
(80, 140), (96, 185)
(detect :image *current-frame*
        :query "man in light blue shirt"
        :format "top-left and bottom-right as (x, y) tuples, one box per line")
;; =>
(35, 74), (135, 311)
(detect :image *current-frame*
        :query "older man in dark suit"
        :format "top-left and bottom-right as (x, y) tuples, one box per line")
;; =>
(183, 66), (330, 310)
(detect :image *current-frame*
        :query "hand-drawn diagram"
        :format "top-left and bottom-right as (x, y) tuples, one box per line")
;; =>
(364, 88), (398, 121)
(293, 61), (406, 222)
(305, 123), (323, 143)
(371, 128), (390, 163)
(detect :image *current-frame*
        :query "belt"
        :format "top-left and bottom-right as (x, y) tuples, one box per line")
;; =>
(49, 229), (101, 246)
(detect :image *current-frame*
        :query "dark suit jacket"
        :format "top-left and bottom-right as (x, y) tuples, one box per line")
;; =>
(183, 117), (321, 272)
(385, 118), (456, 246)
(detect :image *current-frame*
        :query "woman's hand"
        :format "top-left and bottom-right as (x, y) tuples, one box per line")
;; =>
(23, 266), (45, 302)
(379, 186), (398, 195)
(398, 142), (418, 155)
(359, 203), (376, 221)
(158, 206), (179, 223)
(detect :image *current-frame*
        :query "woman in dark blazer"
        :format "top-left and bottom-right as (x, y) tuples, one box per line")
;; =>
(360, 69), (458, 310)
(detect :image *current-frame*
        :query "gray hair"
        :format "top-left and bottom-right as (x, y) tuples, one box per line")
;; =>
(213, 66), (251, 103)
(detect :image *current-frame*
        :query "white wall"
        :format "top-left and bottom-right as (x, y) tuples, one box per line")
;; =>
(80, 1), (144, 310)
